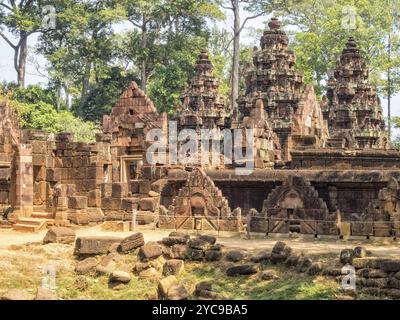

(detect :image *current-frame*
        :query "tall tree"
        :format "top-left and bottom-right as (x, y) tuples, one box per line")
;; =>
(219, 0), (267, 119)
(37, 0), (125, 116)
(0, 0), (47, 87)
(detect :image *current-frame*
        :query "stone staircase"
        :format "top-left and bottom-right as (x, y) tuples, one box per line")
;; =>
(12, 217), (48, 232)
(12, 208), (55, 232)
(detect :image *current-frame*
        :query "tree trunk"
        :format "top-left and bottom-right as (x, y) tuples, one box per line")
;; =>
(80, 60), (91, 111)
(16, 34), (28, 88)
(141, 18), (148, 92)
(388, 32), (392, 141)
(56, 84), (61, 111)
(231, 0), (240, 120)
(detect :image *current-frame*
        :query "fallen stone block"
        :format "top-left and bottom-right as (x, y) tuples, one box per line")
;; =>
(74, 236), (122, 256)
(167, 284), (188, 300)
(75, 257), (98, 275)
(118, 232), (145, 253)
(138, 242), (163, 261)
(139, 198), (157, 211)
(68, 196), (88, 210)
(158, 275), (178, 299)
(43, 227), (75, 244)
(162, 259), (184, 276)
(226, 264), (258, 276)
(226, 250), (244, 262)
(340, 249), (354, 265)
(205, 250), (222, 262)
(109, 271), (131, 284)
(139, 268), (160, 281)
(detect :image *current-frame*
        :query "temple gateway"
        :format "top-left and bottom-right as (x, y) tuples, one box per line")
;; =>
(1, 18), (399, 238)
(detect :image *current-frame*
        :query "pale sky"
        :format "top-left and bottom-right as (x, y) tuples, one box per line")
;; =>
(0, 10), (399, 138)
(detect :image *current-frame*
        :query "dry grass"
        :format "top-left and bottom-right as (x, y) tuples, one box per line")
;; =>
(0, 242), (387, 300)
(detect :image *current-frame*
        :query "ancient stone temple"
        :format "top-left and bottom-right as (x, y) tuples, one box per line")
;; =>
(322, 37), (387, 149)
(238, 17), (328, 162)
(2, 17), (400, 238)
(175, 49), (230, 131)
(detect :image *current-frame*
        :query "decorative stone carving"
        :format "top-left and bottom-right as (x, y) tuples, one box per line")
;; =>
(165, 168), (241, 231)
(322, 37), (387, 149)
(175, 50), (230, 131)
(238, 17), (328, 161)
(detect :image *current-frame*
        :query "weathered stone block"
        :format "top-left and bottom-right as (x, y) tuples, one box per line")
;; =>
(75, 257), (98, 275)
(121, 197), (139, 211)
(226, 264), (258, 276)
(43, 227), (75, 244)
(74, 236), (122, 256)
(88, 190), (101, 207)
(162, 259), (184, 276)
(101, 197), (121, 210)
(138, 242), (163, 261)
(111, 183), (128, 198)
(118, 232), (145, 253)
(139, 197), (157, 211)
(68, 196), (88, 210)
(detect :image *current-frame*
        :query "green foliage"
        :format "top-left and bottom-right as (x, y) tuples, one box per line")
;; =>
(0, 83), (60, 107)
(3, 92), (99, 143)
(72, 67), (139, 121)
(268, 0), (400, 97)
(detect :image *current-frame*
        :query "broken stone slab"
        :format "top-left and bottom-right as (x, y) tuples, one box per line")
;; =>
(378, 259), (400, 272)
(272, 241), (287, 254)
(138, 242), (163, 261)
(158, 275), (178, 299)
(139, 198), (157, 211)
(357, 268), (387, 279)
(74, 236), (123, 256)
(162, 236), (189, 246)
(353, 246), (368, 258)
(133, 262), (150, 274)
(169, 231), (190, 240)
(340, 249), (355, 265)
(139, 268), (160, 281)
(260, 270), (280, 280)
(188, 238), (210, 250)
(194, 281), (219, 299)
(35, 287), (58, 300)
(296, 256), (313, 273)
(68, 196), (88, 210)
(162, 259), (184, 276)
(205, 250), (222, 262)
(308, 262), (323, 276)
(75, 257), (98, 275)
(169, 244), (189, 260)
(285, 253), (302, 267)
(197, 235), (217, 245)
(167, 284), (188, 300)
(187, 248), (205, 261)
(118, 232), (145, 253)
(352, 258), (380, 269)
(226, 264), (258, 277)
(1, 289), (35, 300)
(250, 251), (271, 263)
(43, 226), (76, 244)
(109, 271), (131, 284)
(96, 255), (117, 276)
(226, 250), (244, 262)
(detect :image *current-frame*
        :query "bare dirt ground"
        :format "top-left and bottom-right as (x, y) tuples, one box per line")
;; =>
(0, 226), (399, 257)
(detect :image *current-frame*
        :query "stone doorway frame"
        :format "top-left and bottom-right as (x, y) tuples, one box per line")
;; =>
(119, 155), (143, 185)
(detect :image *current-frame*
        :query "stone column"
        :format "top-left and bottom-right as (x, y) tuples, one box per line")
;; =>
(11, 144), (33, 218)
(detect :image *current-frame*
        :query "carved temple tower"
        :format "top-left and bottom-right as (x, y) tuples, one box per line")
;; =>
(322, 37), (388, 149)
(238, 18), (327, 162)
(175, 50), (231, 131)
